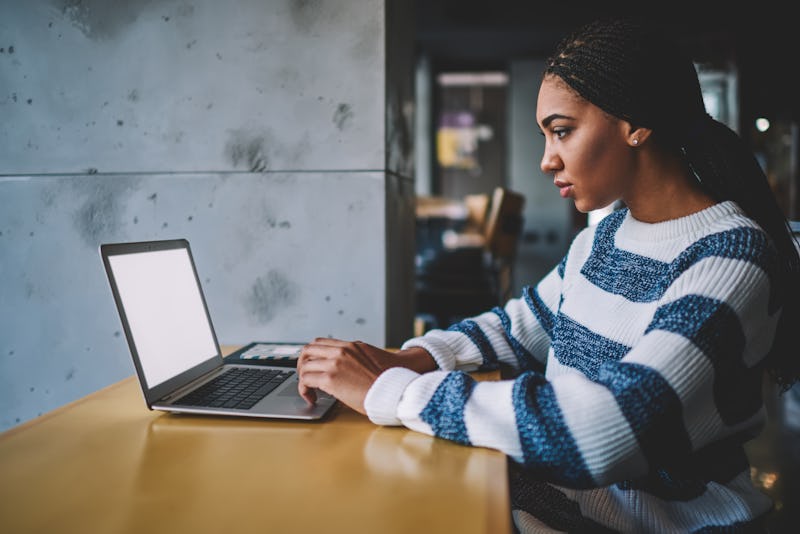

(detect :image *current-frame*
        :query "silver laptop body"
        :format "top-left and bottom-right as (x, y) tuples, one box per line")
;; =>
(100, 238), (335, 420)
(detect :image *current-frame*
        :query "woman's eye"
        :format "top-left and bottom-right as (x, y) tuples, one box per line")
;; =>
(553, 128), (569, 139)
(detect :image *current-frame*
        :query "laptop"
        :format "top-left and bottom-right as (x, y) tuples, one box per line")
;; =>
(100, 238), (336, 420)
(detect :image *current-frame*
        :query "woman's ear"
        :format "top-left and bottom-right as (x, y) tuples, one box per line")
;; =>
(628, 125), (653, 147)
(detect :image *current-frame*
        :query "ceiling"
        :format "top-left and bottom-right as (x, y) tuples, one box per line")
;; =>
(413, 1), (799, 120)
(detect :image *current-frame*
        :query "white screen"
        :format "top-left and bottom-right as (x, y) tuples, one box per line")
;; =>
(108, 248), (218, 387)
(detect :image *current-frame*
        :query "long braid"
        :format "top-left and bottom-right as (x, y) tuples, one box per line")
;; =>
(684, 116), (800, 390)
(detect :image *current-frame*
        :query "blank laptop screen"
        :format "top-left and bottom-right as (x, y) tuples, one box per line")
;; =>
(108, 248), (217, 388)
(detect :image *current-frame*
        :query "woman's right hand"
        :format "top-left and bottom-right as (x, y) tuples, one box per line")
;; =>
(296, 338), (436, 410)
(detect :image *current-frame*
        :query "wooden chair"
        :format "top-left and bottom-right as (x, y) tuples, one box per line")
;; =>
(464, 193), (491, 233)
(483, 187), (525, 304)
(415, 187), (525, 330)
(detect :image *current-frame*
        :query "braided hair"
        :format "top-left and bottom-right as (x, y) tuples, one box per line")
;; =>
(545, 17), (800, 391)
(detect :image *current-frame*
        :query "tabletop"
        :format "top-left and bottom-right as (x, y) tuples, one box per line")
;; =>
(0, 346), (510, 534)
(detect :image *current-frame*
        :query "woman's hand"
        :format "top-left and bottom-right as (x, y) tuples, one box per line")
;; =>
(296, 338), (436, 414)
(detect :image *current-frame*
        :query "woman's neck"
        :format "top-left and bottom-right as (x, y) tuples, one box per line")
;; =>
(624, 148), (716, 223)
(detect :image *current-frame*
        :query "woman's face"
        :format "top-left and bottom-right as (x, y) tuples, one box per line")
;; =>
(536, 75), (636, 213)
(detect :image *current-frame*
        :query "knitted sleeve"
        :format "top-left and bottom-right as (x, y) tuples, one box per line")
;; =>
(398, 256), (566, 373)
(365, 223), (781, 489)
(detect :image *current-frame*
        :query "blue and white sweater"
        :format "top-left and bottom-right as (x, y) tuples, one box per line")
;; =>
(365, 201), (779, 533)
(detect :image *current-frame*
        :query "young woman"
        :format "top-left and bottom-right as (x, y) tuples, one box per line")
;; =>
(297, 17), (800, 532)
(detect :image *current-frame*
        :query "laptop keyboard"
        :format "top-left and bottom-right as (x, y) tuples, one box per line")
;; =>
(175, 367), (294, 410)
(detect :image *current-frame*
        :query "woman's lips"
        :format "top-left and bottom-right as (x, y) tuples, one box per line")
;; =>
(554, 178), (573, 198)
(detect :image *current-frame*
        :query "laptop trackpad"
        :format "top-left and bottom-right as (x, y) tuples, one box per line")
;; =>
(279, 384), (333, 400)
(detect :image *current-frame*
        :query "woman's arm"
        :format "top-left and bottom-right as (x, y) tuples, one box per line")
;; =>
(400, 258), (567, 374)
(365, 240), (780, 489)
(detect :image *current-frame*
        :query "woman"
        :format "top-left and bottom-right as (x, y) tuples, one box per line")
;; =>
(297, 17), (799, 532)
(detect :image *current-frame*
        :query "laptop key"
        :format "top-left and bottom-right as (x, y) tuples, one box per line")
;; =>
(174, 367), (294, 409)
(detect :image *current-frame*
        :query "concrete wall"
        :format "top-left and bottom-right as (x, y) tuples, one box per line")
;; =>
(0, 0), (415, 431)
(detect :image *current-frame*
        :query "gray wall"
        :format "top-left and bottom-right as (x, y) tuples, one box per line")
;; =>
(0, 0), (415, 431)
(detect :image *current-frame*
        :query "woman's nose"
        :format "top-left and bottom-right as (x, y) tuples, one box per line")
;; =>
(540, 144), (561, 174)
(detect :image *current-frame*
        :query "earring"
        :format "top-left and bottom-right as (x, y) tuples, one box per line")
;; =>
(632, 138), (639, 145)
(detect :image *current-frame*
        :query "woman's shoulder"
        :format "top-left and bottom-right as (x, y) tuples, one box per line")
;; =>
(689, 204), (775, 263)
(671, 206), (781, 299)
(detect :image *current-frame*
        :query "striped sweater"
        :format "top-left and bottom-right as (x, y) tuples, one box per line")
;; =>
(365, 201), (779, 533)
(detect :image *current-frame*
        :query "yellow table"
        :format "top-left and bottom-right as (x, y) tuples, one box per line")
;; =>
(0, 347), (510, 534)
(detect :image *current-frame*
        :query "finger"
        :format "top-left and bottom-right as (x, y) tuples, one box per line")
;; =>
(297, 347), (314, 367)
(304, 337), (335, 348)
(301, 342), (353, 363)
(297, 376), (318, 405)
(301, 338), (346, 360)
(298, 359), (335, 391)
(299, 343), (331, 365)
(311, 337), (356, 348)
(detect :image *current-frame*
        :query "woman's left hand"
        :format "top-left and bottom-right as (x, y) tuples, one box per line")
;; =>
(296, 337), (394, 414)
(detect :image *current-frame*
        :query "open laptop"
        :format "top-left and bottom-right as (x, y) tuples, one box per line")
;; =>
(100, 238), (336, 420)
